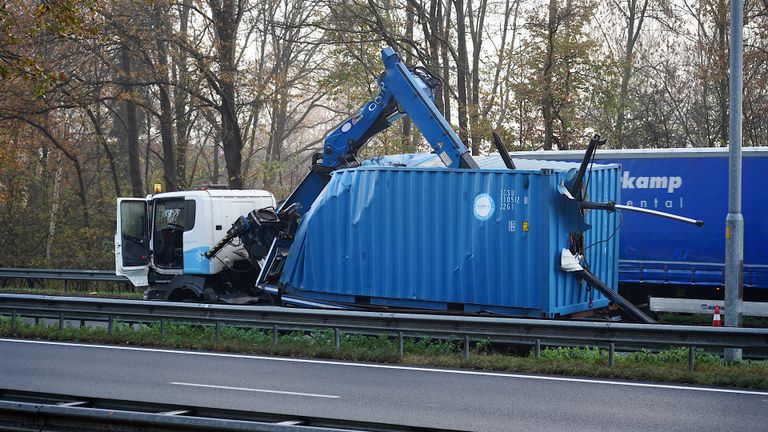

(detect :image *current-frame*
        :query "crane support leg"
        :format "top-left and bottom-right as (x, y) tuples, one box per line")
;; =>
(578, 268), (656, 324)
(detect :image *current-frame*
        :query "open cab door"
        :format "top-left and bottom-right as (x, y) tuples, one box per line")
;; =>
(115, 198), (151, 287)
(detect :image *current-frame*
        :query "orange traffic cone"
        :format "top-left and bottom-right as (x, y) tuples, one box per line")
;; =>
(712, 305), (722, 327)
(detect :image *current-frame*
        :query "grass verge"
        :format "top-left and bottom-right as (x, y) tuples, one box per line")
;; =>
(1, 316), (766, 390)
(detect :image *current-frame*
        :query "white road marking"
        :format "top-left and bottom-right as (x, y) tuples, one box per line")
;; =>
(169, 382), (339, 399)
(3, 338), (767, 397)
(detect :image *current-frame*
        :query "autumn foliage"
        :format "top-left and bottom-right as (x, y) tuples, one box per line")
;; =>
(0, 0), (766, 268)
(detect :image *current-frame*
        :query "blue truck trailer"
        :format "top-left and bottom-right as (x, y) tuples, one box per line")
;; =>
(512, 148), (768, 295)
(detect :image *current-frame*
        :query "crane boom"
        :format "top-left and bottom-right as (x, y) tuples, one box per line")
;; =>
(274, 47), (477, 220)
(322, 47), (477, 170)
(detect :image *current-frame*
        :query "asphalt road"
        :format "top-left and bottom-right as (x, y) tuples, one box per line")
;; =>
(1, 338), (766, 431)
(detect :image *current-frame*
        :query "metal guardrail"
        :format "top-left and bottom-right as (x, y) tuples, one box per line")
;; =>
(1, 293), (767, 353)
(0, 389), (450, 432)
(0, 267), (128, 283)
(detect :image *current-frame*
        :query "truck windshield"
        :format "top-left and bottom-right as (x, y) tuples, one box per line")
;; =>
(155, 199), (185, 230)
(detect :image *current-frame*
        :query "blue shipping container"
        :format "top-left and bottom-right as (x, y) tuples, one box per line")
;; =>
(511, 148), (768, 290)
(280, 155), (621, 317)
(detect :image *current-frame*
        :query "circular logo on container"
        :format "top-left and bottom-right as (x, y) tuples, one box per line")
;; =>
(473, 193), (495, 221)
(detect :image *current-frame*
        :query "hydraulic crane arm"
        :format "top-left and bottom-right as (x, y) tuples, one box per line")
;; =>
(322, 47), (477, 170)
(276, 47), (477, 220)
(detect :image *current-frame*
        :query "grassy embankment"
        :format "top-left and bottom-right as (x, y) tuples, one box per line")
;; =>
(1, 316), (766, 389)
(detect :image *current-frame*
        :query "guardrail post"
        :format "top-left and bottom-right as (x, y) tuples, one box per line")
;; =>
(688, 346), (695, 373)
(463, 335), (470, 361)
(58, 312), (64, 330)
(215, 321), (221, 342)
(160, 318), (166, 340)
(535, 339), (541, 358)
(398, 332), (404, 359)
(272, 324), (279, 350)
(10, 310), (16, 333)
(108, 315), (114, 336)
(335, 328), (341, 352)
(609, 343), (615, 368)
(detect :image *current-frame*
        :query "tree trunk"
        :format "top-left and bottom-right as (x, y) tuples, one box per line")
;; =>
(541, 0), (557, 150)
(615, 2), (635, 148)
(173, 0), (191, 188)
(209, 0), (244, 189)
(145, 110), (151, 191)
(441, 2), (452, 122)
(157, 83), (178, 191)
(468, 0), (488, 155)
(426, 0), (443, 113)
(494, 0), (521, 130)
(615, 0), (648, 149)
(45, 154), (63, 266)
(453, 0), (470, 148)
(121, 45), (143, 196)
(213, 140), (220, 184)
(716, 0), (728, 147)
(218, 69), (244, 190)
(402, 1), (415, 151)
(85, 106), (121, 197)
(154, 24), (178, 191)
(266, 92), (288, 189)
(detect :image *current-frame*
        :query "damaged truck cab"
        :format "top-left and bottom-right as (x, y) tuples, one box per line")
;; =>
(115, 187), (275, 302)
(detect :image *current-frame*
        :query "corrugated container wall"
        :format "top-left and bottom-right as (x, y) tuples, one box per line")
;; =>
(280, 154), (621, 317)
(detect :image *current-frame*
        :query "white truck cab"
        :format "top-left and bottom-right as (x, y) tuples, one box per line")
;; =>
(115, 187), (275, 302)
